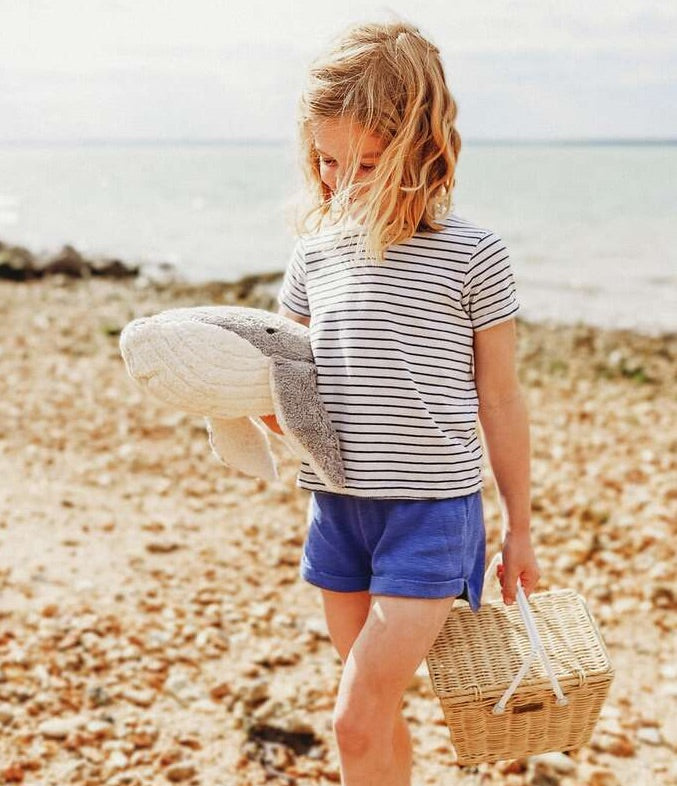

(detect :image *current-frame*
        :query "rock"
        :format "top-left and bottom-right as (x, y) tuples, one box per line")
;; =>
(41, 244), (90, 277)
(164, 672), (206, 705)
(90, 257), (139, 278)
(530, 751), (577, 774)
(209, 681), (231, 700)
(608, 734), (635, 757)
(175, 733), (202, 750)
(636, 726), (663, 745)
(592, 732), (635, 757)
(107, 771), (142, 786)
(38, 715), (85, 738)
(85, 719), (112, 736)
(120, 687), (156, 707)
(500, 758), (528, 774)
(1, 763), (25, 783)
(662, 714), (677, 748)
(165, 760), (198, 782)
(0, 242), (38, 280)
(660, 681), (677, 698)
(660, 664), (677, 680)
(87, 685), (114, 707)
(103, 749), (129, 776)
(598, 717), (623, 736)
(281, 713), (316, 736)
(128, 726), (159, 749)
(192, 698), (218, 713)
(145, 539), (181, 554)
(235, 679), (269, 709)
(0, 702), (17, 724)
(587, 769), (620, 786)
(529, 769), (559, 786)
(304, 616), (330, 639)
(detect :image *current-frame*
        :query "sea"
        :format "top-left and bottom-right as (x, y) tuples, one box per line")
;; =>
(0, 140), (675, 336)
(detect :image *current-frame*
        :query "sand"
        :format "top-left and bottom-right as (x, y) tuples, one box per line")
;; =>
(0, 273), (675, 786)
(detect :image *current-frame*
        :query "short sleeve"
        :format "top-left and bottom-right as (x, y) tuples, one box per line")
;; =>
(277, 237), (310, 317)
(462, 232), (520, 331)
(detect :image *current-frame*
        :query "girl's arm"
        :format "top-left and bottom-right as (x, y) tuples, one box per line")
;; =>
(473, 318), (540, 604)
(260, 307), (311, 434)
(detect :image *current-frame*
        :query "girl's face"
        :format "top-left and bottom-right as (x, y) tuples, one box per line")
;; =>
(312, 116), (385, 202)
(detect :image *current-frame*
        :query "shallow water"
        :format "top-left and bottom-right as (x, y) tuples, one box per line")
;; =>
(0, 140), (675, 334)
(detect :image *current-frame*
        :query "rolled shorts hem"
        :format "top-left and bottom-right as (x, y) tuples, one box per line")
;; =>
(370, 575), (468, 600)
(300, 561), (371, 593)
(301, 560), (473, 601)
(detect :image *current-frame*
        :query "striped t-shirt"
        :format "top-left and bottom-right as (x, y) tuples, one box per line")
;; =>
(276, 212), (520, 499)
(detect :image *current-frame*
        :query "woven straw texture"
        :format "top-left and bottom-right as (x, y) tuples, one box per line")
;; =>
(426, 589), (614, 765)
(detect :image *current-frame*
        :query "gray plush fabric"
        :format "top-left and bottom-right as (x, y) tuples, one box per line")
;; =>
(270, 357), (344, 488)
(119, 305), (345, 489)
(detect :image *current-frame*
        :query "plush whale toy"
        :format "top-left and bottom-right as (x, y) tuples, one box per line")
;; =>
(119, 305), (345, 489)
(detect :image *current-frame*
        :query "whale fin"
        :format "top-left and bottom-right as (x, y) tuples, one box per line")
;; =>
(269, 358), (345, 489)
(205, 416), (278, 481)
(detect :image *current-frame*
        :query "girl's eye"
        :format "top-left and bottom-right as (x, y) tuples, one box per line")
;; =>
(319, 158), (375, 172)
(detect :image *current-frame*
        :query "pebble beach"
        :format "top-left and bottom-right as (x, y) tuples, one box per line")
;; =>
(0, 241), (675, 786)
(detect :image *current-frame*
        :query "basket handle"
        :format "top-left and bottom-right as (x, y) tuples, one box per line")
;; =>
(484, 553), (569, 715)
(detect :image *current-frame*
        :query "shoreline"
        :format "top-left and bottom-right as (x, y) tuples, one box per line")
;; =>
(2, 235), (675, 343)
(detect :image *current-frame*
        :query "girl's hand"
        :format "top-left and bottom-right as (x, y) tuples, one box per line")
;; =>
(497, 532), (540, 605)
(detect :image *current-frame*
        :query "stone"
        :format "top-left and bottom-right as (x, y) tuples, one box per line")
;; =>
(164, 672), (206, 705)
(103, 749), (129, 775)
(38, 716), (85, 739)
(145, 539), (181, 554)
(120, 687), (156, 707)
(636, 726), (663, 745)
(530, 751), (577, 774)
(661, 714), (677, 748)
(85, 719), (114, 738)
(0, 243), (38, 280)
(165, 760), (198, 782)
(41, 244), (90, 277)
(235, 679), (269, 708)
(209, 681), (231, 700)
(587, 769), (620, 786)
(0, 702), (17, 724)
(592, 732), (635, 757)
(661, 681), (677, 698)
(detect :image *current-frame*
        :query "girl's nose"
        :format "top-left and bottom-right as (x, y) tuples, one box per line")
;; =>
(335, 168), (352, 193)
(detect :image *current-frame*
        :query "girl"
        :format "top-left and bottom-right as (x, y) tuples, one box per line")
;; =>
(263, 18), (539, 786)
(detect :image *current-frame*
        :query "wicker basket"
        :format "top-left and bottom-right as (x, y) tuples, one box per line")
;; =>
(425, 555), (614, 765)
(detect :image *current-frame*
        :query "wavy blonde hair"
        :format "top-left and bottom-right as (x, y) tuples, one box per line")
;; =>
(293, 18), (462, 263)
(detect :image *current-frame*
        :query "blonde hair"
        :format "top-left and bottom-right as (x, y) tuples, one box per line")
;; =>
(293, 18), (462, 263)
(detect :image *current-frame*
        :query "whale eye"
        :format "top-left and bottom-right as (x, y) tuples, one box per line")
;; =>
(266, 328), (277, 334)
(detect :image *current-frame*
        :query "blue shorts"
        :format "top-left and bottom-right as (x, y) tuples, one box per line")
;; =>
(300, 489), (486, 610)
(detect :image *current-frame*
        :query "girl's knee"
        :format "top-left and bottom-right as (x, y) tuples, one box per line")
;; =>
(333, 710), (372, 757)
(333, 708), (394, 763)
(332, 694), (400, 758)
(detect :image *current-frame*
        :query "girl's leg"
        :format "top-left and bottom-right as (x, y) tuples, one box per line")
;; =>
(320, 589), (372, 663)
(331, 594), (454, 786)
(321, 590), (413, 783)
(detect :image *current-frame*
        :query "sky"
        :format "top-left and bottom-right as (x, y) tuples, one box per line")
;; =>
(1, 0), (675, 143)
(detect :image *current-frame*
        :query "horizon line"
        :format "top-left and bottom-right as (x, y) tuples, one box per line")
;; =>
(0, 136), (676, 148)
